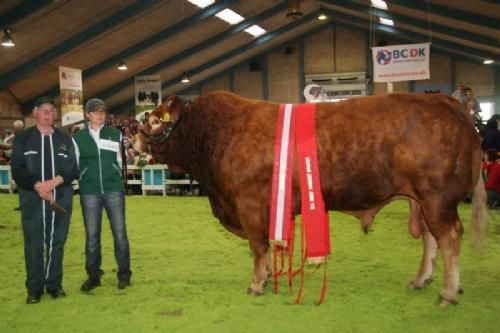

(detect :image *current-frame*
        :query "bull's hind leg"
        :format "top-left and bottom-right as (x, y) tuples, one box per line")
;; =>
(422, 201), (463, 306)
(409, 231), (438, 289)
(247, 238), (269, 296)
(409, 201), (438, 289)
(435, 221), (462, 306)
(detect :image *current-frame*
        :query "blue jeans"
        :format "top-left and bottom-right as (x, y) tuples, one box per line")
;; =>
(80, 192), (131, 281)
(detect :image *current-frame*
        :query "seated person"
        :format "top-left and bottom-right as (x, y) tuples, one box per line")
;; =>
(482, 148), (498, 180)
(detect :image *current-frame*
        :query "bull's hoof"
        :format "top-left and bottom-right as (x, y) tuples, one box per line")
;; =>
(438, 294), (458, 307)
(408, 277), (432, 290)
(458, 286), (464, 294)
(247, 287), (264, 296)
(408, 281), (422, 290)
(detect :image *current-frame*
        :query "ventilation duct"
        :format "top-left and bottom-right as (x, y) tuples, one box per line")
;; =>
(304, 72), (367, 102)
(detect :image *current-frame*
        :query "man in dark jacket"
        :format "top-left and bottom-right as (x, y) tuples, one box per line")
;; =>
(11, 96), (78, 304)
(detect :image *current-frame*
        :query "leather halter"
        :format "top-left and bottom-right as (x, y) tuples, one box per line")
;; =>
(139, 101), (186, 151)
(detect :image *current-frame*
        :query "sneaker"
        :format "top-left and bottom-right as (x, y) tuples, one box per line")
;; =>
(26, 294), (41, 304)
(81, 278), (101, 292)
(47, 288), (66, 299)
(118, 279), (130, 290)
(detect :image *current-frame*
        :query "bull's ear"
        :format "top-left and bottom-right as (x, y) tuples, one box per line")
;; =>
(163, 96), (182, 123)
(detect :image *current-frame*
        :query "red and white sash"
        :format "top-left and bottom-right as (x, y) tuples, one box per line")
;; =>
(269, 104), (296, 246)
(269, 103), (331, 303)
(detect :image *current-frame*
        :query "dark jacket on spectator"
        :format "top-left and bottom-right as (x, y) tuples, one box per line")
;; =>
(481, 117), (500, 151)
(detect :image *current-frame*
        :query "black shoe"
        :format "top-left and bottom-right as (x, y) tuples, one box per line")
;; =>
(81, 278), (101, 292)
(26, 294), (41, 304)
(47, 288), (66, 299)
(118, 279), (130, 290)
(14, 207), (20, 211)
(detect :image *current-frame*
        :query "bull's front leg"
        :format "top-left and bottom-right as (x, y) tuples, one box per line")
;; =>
(409, 231), (438, 289)
(247, 238), (269, 296)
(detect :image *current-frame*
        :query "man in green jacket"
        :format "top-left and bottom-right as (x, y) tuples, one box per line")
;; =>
(73, 98), (131, 292)
(12, 96), (78, 304)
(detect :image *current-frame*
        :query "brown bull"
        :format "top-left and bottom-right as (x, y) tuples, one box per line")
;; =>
(137, 91), (487, 305)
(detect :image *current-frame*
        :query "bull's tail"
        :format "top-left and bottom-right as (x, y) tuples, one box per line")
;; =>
(471, 175), (488, 250)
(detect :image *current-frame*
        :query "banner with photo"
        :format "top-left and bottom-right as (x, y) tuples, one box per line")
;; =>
(135, 75), (161, 123)
(59, 66), (84, 126)
(371, 43), (430, 82)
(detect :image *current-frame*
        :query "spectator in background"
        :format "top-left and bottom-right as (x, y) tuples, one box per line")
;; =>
(483, 148), (498, 181)
(11, 96), (78, 304)
(481, 115), (500, 151)
(451, 81), (466, 103)
(484, 149), (500, 208)
(106, 113), (116, 128)
(0, 128), (7, 164)
(3, 120), (25, 160)
(466, 99), (483, 133)
(464, 87), (481, 113)
(70, 124), (81, 137)
(122, 126), (137, 165)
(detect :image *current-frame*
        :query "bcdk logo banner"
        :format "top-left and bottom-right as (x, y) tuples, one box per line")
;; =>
(371, 43), (430, 82)
(59, 66), (84, 126)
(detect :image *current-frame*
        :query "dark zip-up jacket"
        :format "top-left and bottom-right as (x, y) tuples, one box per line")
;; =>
(11, 126), (78, 191)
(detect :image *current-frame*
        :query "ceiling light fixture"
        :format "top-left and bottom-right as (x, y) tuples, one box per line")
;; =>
(318, 7), (327, 21)
(286, 0), (303, 20)
(181, 73), (190, 83)
(186, 0), (215, 8)
(483, 59), (494, 65)
(117, 61), (128, 70)
(371, 0), (388, 10)
(379, 17), (394, 26)
(1, 28), (15, 47)
(215, 8), (244, 25)
(244, 25), (266, 37)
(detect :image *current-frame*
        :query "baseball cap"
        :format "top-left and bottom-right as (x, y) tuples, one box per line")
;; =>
(34, 96), (55, 108)
(85, 98), (108, 113)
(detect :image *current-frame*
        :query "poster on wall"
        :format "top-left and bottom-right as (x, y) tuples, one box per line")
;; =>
(59, 66), (84, 126)
(371, 43), (430, 83)
(135, 75), (161, 123)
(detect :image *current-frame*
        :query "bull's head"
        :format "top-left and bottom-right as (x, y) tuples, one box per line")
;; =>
(134, 96), (184, 165)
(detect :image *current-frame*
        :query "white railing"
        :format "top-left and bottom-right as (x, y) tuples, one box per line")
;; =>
(0, 164), (199, 196)
(0, 165), (15, 193)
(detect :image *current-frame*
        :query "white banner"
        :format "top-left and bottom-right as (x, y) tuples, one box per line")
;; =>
(135, 75), (161, 122)
(59, 66), (84, 126)
(371, 43), (430, 83)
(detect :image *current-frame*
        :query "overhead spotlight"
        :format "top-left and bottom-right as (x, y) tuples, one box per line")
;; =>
(318, 7), (327, 21)
(117, 61), (128, 70)
(286, 0), (303, 20)
(181, 73), (190, 83)
(1, 28), (15, 47)
(483, 58), (494, 65)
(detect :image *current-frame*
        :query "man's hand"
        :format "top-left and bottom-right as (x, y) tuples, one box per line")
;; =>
(38, 190), (54, 203)
(34, 176), (64, 196)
